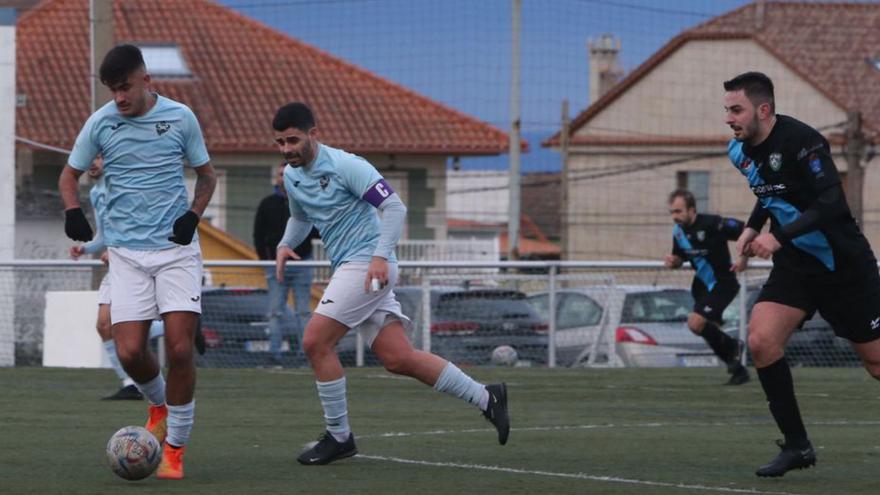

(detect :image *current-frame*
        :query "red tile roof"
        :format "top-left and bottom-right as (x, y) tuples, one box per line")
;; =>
(16, 0), (509, 155)
(546, 1), (880, 146)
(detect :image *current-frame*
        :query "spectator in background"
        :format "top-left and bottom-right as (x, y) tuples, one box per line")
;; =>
(253, 164), (319, 365)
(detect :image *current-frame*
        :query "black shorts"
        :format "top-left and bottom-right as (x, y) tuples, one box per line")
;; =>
(756, 261), (880, 343)
(692, 279), (739, 324)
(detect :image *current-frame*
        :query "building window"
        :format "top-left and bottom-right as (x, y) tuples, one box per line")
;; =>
(137, 44), (191, 77)
(676, 171), (709, 212)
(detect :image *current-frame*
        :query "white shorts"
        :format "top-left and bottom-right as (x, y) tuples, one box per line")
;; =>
(97, 274), (111, 305)
(316, 262), (411, 348)
(108, 242), (203, 324)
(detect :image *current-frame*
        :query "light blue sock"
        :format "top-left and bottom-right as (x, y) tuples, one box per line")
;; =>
(166, 400), (195, 448)
(135, 372), (166, 406)
(317, 377), (350, 442)
(102, 339), (133, 386)
(148, 320), (165, 340)
(434, 362), (489, 410)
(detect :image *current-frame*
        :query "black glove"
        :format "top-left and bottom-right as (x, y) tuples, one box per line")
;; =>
(64, 208), (94, 242)
(168, 210), (200, 245)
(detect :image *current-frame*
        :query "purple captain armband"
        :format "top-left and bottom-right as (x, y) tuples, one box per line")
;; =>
(362, 179), (395, 207)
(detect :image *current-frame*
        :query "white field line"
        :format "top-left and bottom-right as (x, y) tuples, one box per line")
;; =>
(358, 454), (806, 495)
(358, 419), (880, 440)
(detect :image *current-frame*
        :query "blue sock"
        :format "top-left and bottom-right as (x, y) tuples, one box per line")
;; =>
(135, 372), (166, 406)
(434, 362), (489, 410)
(166, 400), (195, 448)
(317, 377), (351, 442)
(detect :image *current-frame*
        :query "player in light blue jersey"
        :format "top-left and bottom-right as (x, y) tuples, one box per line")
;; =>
(272, 102), (509, 465)
(59, 45), (216, 480)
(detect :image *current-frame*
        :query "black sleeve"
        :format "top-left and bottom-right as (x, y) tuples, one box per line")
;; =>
(718, 216), (744, 241)
(772, 136), (848, 243)
(746, 200), (769, 232)
(253, 199), (269, 260)
(797, 138), (841, 193)
(775, 185), (849, 243)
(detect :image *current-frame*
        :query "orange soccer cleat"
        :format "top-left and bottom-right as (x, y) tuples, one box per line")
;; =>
(145, 404), (168, 445)
(156, 443), (185, 480)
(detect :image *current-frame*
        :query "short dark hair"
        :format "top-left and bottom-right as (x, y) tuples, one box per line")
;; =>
(272, 102), (316, 132)
(723, 71), (775, 113)
(99, 44), (146, 87)
(669, 189), (696, 210)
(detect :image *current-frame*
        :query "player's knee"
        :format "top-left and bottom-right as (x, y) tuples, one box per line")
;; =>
(115, 343), (145, 366)
(687, 314), (705, 334)
(301, 333), (328, 359)
(380, 352), (411, 375)
(747, 328), (778, 364)
(165, 340), (193, 365)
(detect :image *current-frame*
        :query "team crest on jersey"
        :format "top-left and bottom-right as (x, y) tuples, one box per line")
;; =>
(696, 230), (705, 242)
(768, 153), (782, 171)
(155, 121), (171, 136)
(808, 153), (823, 174)
(319, 176), (330, 189)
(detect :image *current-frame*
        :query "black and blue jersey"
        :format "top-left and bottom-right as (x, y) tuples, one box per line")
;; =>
(728, 114), (875, 276)
(672, 213), (743, 292)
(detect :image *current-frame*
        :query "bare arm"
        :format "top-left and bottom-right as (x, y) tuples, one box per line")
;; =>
(190, 163), (217, 217)
(59, 165), (85, 210)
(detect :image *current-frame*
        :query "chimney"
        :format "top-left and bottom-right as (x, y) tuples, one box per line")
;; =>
(588, 34), (623, 104)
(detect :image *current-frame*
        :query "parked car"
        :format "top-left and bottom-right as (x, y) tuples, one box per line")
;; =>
(527, 285), (739, 368)
(723, 282), (861, 367)
(197, 287), (304, 367)
(341, 286), (549, 366)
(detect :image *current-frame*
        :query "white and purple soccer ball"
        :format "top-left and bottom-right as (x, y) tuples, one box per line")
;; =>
(106, 426), (161, 481)
(490, 345), (518, 366)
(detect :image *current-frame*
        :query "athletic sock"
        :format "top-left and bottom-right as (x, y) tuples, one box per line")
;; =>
(102, 339), (133, 385)
(433, 362), (489, 411)
(757, 357), (809, 448)
(166, 400), (195, 447)
(135, 372), (167, 406)
(700, 321), (737, 362)
(317, 377), (351, 442)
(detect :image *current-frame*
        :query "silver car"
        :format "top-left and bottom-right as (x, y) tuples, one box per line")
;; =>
(528, 285), (738, 368)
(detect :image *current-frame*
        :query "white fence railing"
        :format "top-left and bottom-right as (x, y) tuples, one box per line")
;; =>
(1, 259), (863, 369)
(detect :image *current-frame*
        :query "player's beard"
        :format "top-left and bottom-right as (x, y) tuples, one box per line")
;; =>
(286, 142), (316, 168)
(733, 115), (760, 144)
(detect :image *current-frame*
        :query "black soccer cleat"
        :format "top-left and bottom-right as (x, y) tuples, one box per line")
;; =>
(725, 364), (750, 386)
(194, 317), (206, 355)
(297, 431), (358, 465)
(482, 383), (509, 445)
(726, 339), (746, 374)
(755, 439), (816, 477)
(101, 384), (144, 401)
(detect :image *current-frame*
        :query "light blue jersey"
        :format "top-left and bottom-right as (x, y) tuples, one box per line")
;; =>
(68, 95), (210, 250)
(283, 144), (397, 270)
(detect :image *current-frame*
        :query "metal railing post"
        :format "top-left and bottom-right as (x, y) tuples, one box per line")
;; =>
(738, 270), (748, 365)
(547, 264), (557, 368)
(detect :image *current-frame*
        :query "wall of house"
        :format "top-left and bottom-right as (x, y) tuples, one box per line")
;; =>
(562, 38), (880, 260)
(579, 39), (846, 139)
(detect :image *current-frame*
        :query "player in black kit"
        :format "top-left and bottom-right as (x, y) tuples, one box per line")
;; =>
(724, 71), (880, 477)
(665, 189), (750, 385)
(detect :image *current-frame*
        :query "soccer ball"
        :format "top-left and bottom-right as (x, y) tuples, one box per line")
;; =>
(106, 426), (161, 481)
(490, 345), (518, 366)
